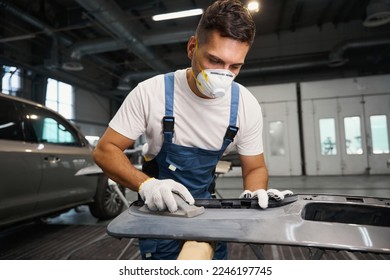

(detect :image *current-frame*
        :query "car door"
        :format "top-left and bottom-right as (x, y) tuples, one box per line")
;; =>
(21, 103), (96, 213)
(0, 96), (42, 226)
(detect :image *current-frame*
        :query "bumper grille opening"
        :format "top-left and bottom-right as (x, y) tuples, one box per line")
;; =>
(302, 203), (390, 227)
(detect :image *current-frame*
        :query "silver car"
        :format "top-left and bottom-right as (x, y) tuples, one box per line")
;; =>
(0, 93), (125, 228)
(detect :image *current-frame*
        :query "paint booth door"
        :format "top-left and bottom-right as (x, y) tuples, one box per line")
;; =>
(338, 97), (368, 174)
(303, 95), (390, 175)
(364, 95), (390, 174)
(303, 98), (343, 175)
(262, 101), (302, 176)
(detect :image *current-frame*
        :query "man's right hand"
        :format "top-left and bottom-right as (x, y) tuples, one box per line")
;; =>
(138, 178), (195, 212)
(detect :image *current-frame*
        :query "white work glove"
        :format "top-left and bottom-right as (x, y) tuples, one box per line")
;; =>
(239, 188), (293, 209)
(138, 178), (195, 212)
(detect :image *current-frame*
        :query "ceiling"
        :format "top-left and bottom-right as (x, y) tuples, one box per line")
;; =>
(1, 0), (390, 102)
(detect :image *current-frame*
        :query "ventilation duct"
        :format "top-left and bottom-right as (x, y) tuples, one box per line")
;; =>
(0, 0), (126, 94)
(62, 27), (194, 72)
(328, 35), (390, 67)
(363, 0), (390, 27)
(239, 57), (329, 76)
(62, 38), (127, 71)
(75, 0), (169, 72)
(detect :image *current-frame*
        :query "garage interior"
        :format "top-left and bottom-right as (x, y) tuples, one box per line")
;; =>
(1, 0), (390, 260)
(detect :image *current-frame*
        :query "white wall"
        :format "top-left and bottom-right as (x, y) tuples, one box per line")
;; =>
(248, 83), (302, 176)
(74, 88), (111, 139)
(249, 83), (297, 102)
(301, 74), (390, 99)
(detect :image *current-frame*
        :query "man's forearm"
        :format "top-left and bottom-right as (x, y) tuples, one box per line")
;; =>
(93, 145), (148, 192)
(242, 166), (268, 191)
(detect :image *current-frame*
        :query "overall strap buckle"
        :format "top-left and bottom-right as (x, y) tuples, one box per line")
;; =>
(224, 125), (239, 141)
(163, 116), (175, 132)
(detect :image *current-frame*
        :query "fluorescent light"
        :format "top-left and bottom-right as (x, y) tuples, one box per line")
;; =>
(152, 8), (203, 21)
(247, 1), (260, 13)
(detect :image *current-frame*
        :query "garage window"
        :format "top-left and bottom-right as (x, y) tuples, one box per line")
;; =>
(269, 120), (286, 156)
(319, 118), (337, 155)
(1, 66), (21, 95)
(344, 116), (363, 155)
(45, 78), (74, 120)
(370, 115), (389, 154)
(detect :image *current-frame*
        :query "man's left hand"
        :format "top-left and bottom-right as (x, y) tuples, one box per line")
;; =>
(239, 189), (293, 209)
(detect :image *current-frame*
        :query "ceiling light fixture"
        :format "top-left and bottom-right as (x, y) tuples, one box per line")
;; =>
(62, 61), (84, 71)
(247, 1), (260, 13)
(152, 8), (203, 21)
(363, 0), (390, 27)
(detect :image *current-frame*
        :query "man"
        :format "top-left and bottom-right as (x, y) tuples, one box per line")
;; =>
(93, 0), (291, 260)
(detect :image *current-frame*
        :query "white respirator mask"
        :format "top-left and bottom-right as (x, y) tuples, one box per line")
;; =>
(195, 69), (236, 98)
(192, 39), (236, 98)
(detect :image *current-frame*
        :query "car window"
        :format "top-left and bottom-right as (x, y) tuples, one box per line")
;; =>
(23, 104), (82, 146)
(0, 98), (24, 141)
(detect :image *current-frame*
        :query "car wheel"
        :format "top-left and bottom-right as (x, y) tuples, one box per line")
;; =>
(89, 174), (126, 220)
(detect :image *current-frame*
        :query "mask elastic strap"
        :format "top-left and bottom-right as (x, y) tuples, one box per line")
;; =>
(195, 39), (208, 82)
(191, 69), (204, 92)
(191, 40), (207, 93)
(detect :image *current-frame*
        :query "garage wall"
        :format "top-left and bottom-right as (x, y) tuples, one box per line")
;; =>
(73, 88), (111, 141)
(247, 83), (302, 176)
(301, 74), (390, 99)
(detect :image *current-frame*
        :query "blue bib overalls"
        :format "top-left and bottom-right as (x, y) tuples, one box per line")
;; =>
(139, 72), (239, 260)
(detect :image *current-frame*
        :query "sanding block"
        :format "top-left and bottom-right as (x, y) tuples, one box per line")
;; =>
(138, 193), (205, 218)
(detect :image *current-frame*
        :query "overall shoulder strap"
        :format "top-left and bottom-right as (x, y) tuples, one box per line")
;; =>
(229, 82), (240, 127)
(164, 72), (174, 117)
(163, 72), (175, 143)
(223, 82), (240, 143)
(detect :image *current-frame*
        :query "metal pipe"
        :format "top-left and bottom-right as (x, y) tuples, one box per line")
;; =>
(329, 35), (390, 67)
(0, 0), (71, 45)
(75, 0), (169, 72)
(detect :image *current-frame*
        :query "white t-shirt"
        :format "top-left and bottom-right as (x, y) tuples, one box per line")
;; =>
(109, 69), (263, 159)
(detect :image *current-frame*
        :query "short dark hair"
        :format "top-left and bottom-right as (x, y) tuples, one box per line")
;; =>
(196, 0), (256, 46)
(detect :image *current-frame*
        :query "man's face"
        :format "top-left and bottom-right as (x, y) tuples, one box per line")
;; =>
(187, 30), (250, 78)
